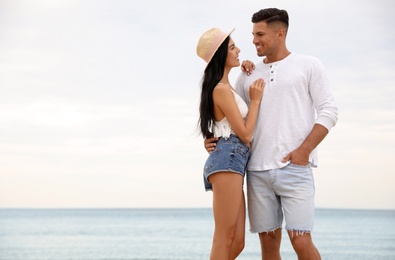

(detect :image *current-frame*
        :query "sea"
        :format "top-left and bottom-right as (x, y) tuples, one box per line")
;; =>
(0, 208), (394, 260)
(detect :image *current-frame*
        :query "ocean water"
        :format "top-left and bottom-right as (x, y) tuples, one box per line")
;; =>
(0, 208), (394, 260)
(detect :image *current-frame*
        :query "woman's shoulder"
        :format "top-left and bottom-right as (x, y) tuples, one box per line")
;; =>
(213, 83), (235, 104)
(213, 83), (233, 94)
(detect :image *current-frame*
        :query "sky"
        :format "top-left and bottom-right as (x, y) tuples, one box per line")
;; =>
(0, 0), (394, 209)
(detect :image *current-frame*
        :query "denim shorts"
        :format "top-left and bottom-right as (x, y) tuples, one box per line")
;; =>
(203, 134), (250, 191)
(247, 163), (315, 233)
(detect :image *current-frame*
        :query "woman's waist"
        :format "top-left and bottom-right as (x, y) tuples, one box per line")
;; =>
(215, 134), (250, 156)
(217, 134), (246, 146)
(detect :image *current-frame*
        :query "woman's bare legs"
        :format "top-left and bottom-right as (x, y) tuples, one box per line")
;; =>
(229, 192), (246, 259)
(209, 172), (245, 260)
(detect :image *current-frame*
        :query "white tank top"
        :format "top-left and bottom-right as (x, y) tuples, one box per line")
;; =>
(213, 89), (248, 138)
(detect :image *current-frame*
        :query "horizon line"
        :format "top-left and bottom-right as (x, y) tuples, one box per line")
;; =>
(1, 207), (394, 211)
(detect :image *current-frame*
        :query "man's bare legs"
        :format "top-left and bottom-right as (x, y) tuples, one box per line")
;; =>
(287, 231), (321, 260)
(259, 228), (282, 260)
(258, 228), (321, 260)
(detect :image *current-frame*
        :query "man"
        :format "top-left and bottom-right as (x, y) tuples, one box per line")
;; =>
(204, 8), (338, 259)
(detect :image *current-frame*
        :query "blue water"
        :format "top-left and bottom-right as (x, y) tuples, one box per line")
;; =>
(0, 208), (394, 260)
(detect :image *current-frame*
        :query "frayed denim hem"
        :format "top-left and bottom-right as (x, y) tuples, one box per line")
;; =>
(249, 226), (282, 234)
(286, 229), (312, 238)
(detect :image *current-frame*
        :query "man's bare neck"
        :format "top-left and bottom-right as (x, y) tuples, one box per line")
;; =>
(264, 50), (291, 64)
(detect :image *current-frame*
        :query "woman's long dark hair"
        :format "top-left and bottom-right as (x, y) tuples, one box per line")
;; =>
(199, 37), (230, 138)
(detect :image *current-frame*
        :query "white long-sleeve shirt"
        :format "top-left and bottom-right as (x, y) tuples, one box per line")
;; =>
(235, 53), (338, 171)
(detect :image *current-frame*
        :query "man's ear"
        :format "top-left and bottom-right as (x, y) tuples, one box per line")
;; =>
(278, 28), (286, 39)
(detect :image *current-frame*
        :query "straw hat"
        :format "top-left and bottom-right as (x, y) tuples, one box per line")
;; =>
(196, 27), (235, 65)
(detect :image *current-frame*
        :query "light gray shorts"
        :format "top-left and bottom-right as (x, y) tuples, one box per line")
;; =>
(247, 163), (315, 233)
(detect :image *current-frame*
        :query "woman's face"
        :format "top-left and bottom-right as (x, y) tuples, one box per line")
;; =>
(225, 38), (240, 68)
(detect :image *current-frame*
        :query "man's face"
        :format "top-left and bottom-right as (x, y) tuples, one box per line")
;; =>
(252, 22), (278, 57)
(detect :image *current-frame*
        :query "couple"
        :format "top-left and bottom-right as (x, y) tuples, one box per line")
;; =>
(196, 8), (338, 260)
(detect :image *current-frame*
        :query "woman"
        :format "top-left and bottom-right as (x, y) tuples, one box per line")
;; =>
(196, 27), (265, 259)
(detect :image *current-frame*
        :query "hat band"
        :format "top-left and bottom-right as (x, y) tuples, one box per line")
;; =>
(204, 31), (227, 63)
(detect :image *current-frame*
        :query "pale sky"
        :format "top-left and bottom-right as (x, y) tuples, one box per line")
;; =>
(0, 0), (394, 209)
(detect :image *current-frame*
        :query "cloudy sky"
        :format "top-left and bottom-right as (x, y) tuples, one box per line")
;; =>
(0, 0), (394, 209)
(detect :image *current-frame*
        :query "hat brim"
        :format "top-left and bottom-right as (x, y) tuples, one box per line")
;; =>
(205, 28), (235, 68)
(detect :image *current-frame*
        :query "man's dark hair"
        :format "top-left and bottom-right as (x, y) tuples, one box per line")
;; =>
(251, 8), (289, 30)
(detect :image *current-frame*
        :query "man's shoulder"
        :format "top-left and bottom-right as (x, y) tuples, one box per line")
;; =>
(287, 53), (325, 70)
(290, 53), (322, 63)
